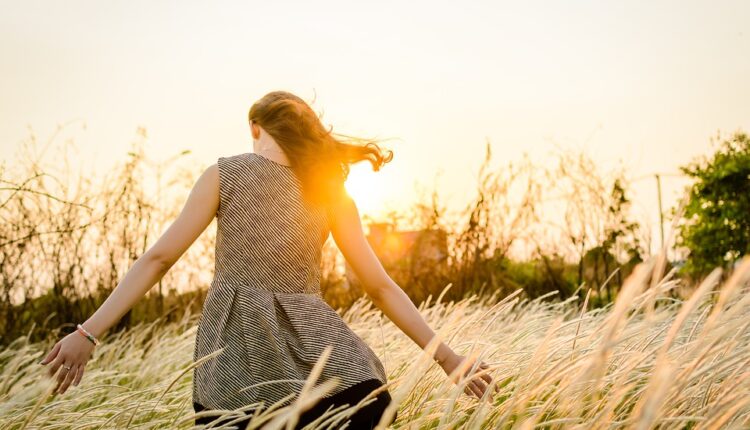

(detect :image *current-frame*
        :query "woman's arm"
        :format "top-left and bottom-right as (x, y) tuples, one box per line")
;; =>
(40, 163), (220, 394)
(328, 190), (497, 402)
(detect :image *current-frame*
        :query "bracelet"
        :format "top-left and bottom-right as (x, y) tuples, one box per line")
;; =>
(76, 324), (100, 346)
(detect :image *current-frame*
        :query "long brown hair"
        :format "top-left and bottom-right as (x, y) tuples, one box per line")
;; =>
(248, 90), (394, 210)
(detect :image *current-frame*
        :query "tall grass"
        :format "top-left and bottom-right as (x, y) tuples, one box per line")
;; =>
(2, 255), (748, 429)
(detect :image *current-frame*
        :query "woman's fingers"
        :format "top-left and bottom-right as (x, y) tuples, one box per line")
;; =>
(73, 363), (84, 386)
(470, 374), (488, 397)
(470, 369), (486, 386)
(476, 361), (500, 395)
(57, 363), (78, 394)
(40, 342), (61, 366)
(450, 356), (499, 402)
(482, 372), (493, 384)
(464, 382), (477, 396)
(467, 380), (482, 399)
(463, 362), (497, 403)
(54, 361), (72, 391)
(48, 352), (66, 378)
(480, 373), (493, 387)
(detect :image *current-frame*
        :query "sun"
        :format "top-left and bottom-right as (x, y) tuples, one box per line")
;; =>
(343, 163), (389, 216)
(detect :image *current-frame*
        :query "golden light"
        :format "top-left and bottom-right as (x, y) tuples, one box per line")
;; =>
(342, 163), (390, 216)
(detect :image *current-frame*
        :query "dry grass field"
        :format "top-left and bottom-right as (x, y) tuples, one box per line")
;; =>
(1, 255), (749, 429)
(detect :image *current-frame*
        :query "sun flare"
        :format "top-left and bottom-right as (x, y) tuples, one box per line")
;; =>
(342, 163), (390, 217)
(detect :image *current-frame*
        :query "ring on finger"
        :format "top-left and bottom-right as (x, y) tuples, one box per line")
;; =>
(62, 365), (72, 371)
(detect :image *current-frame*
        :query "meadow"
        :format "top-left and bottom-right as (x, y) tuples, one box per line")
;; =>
(1, 254), (748, 429)
(2, 131), (747, 429)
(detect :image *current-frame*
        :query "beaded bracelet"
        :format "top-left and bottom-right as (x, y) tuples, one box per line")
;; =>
(76, 324), (100, 346)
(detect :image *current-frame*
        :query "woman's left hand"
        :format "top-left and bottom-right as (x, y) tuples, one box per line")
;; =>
(439, 351), (499, 403)
(39, 331), (96, 394)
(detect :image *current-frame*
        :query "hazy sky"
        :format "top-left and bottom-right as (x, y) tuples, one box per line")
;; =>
(2, 0), (749, 255)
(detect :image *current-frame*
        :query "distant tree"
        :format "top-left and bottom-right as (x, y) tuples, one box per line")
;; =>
(549, 149), (644, 297)
(676, 131), (750, 277)
(580, 178), (644, 301)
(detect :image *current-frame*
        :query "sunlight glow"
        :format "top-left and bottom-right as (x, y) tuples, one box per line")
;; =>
(343, 163), (390, 216)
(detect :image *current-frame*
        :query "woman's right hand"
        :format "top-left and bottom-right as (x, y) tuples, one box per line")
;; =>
(438, 351), (499, 403)
(39, 331), (96, 394)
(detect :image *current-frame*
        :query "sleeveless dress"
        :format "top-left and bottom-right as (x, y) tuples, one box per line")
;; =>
(192, 152), (389, 412)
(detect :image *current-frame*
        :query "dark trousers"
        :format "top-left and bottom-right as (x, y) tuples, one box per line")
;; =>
(193, 378), (397, 429)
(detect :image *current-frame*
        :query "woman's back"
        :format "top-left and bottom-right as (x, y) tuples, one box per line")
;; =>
(213, 152), (329, 294)
(192, 152), (388, 412)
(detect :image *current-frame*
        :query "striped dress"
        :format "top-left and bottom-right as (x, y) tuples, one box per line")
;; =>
(192, 152), (388, 411)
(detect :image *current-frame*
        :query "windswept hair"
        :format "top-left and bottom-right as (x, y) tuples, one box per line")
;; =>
(248, 90), (394, 210)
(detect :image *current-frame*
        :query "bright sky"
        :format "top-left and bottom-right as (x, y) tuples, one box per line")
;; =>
(2, 0), (749, 256)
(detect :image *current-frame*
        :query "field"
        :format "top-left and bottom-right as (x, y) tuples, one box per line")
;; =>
(1, 256), (749, 429)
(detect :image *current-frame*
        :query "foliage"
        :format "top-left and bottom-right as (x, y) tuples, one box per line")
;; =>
(676, 130), (750, 277)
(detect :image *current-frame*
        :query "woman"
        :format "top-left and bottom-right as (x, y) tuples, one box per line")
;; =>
(39, 90), (498, 428)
